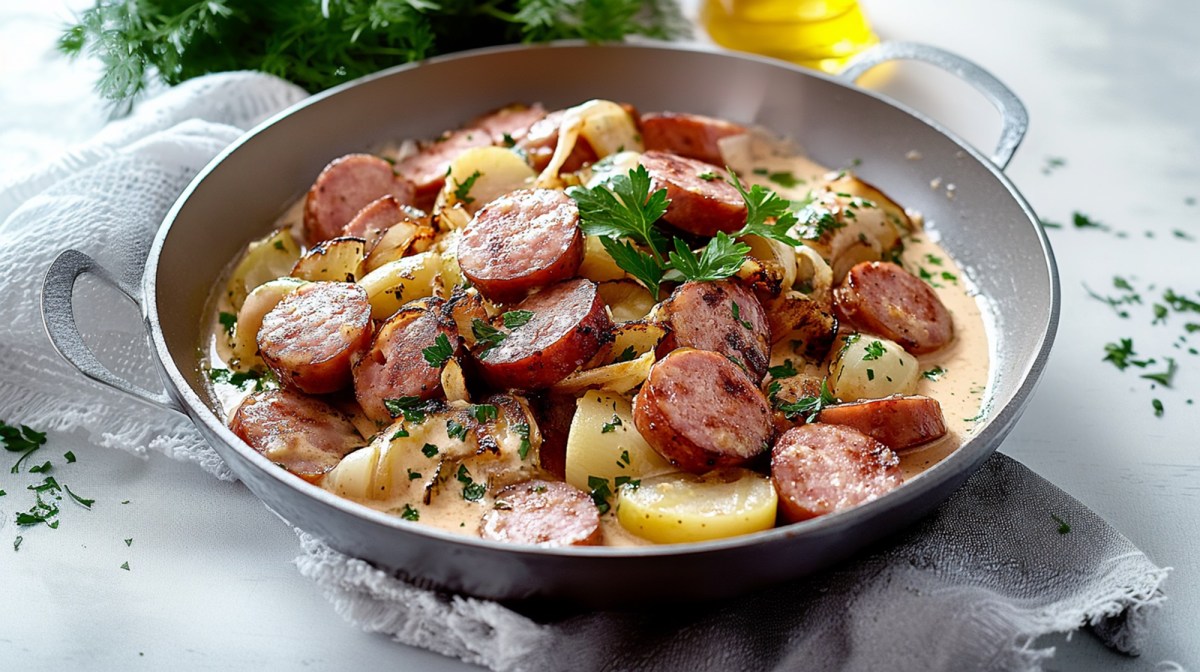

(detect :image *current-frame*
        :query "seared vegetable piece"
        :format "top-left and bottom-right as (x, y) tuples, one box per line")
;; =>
(616, 468), (777, 544)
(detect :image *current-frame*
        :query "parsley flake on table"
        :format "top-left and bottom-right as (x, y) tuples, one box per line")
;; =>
(3, 421), (48, 474)
(1140, 358), (1177, 387)
(1152, 399), (1165, 417)
(120, 561), (130, 571)
(1050, 513), (1071, 534)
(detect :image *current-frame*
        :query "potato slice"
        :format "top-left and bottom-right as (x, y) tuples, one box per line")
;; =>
(359, 251), (442, 320)
(440, 146), (536, 214)
(230, 277), (307, 363)
(615, 468), (777, 544)
(829, 333), (920, 401)
(578, 235), (629, 282)
(441, 357), (470, 403)
(742, 235), (797, 291)
(564, 391), (673, 497)
(226, 228), (301, 311)
(290, 237), (366, 282)
(597, 279), (655, 322)
(576, 100), (642, 158)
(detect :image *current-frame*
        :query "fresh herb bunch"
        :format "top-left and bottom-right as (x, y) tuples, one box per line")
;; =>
(58, 0), (687, 107)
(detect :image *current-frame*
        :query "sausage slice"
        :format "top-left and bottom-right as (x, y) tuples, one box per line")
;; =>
(258, 282), (373, 394)
(659, 280), (771, 382)
(481, 479), (602, 546)
(834, 261), (954, 354)
(640, 150), (746, 236)
(468, 103), (547, 145)
(633, 348), (773, 472)
(771, 423), (902, 522)
(816, 396), (947, 453)
(394, 127), (494, 210)
(474, 278), (613, 390)
(640, 112), (747, 165)
(230, 389), (363, 483)
(303, 154), (415, 245)
(457, 188), (584, 303)
(354, 300), (459, 424)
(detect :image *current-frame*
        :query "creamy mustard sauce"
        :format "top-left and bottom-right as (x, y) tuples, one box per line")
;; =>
(200, 130), (990, 547)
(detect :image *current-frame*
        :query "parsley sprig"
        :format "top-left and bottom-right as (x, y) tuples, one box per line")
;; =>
(3, 421), (47, 474)
(776, 379), (839, 423)
(568, 166), (804, 297)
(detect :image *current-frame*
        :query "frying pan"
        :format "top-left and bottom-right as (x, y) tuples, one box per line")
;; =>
(41, 41), (1058, 606)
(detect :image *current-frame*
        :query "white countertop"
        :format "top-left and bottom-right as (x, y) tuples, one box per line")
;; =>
(2, 1), (1197, 670)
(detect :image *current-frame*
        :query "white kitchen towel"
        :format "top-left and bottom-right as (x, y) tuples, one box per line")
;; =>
(0, 72), (1170, 672)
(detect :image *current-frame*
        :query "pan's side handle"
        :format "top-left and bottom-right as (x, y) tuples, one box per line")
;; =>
(41, 249), (185, 415)
(838, 42), (1028, 170)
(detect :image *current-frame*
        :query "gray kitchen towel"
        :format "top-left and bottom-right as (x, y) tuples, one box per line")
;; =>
(0, 72), (1169, 672)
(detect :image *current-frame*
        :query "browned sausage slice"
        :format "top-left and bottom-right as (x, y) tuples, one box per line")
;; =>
(468, 103), (547, 145)
(230, 389), (363, 483)
(354, 299), (459, 424)
(480, 479), (602, 546)
(474, 278), (613, 390)
(633, 348), (773, 472)
(659, 279), (771, 382)
(516, 110), (599, 173)
(258, 282), (373, 395)
(457, 188), (584, 303)
(834, 261), (954, 354)
(640, 112), (747, 165)
(303, 154), (415, 245)
(771, 423), (902, 522)
(640, 150), (746, 236)
(816, 396), (947, 453)
(394, 128), (494, 210)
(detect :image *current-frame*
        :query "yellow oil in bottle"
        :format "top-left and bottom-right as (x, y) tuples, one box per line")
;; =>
(701, 0), (879, 72)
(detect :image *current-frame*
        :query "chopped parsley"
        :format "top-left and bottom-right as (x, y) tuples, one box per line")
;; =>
(1152, 399), (1164, 417)
(120, 561), (130, 571)
(776, 379), (838, 423)
(456, 464), (486, 501)
(1140, 358), (1177, 387)
(406, 468), (422, 481)
(64, 484), (95, 508)
(391, 427), (410, 439)
(208, 367), (275, 392)
(125, 538), (133, 547)
(1050, 513), (1071, 534)
(587, 475), (613, 514)
(470, 404), (498, 423)
(1041, 157), (1066, 175)
(400, 504), (420, 521)
(383, 397), (434, 424)
(766, 170), (802, 188)
(453, 170), (482, 205)
(446, 419), (468, 441)
(471, 318), (508, 358)
(218, 311), (237, 336)
(421, 332), (455, 368)
(601, 414), (623, 433)
(501, 310), (535, 329)
(862, 340), (886, 361)
(1102, 339), (1154, 370)
(614, 475), (639, 490)
(514, 422), (531, 460)
(697, 171), (717, 181)
(501, 133), (516, 148)
(731, 301), (753, 329)
(1073, 212), (1106, 229)
(922, 366), (947, 381)
(768, 359), (798, 379)
(13, 536), (22, 551)
(3, 421), (47, 474)
(421, 443), (439, 458)
(64, 451), (76, 463)
(612, 345), (638, 364)
(28, 461), (52, 474)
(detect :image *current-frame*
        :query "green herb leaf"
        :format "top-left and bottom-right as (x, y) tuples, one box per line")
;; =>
(587, 475), (613, 514)
(1152, 398), (1164, 417)
(731, 301), (753, 329)
(776, 379), (838, 423)
(383, 397), (434, 424)
(768, 360), (798, 379)
(569, 165), (669, 252)
(514, 422), (532, 460)
(65, 484), (95, 509)
(456, 464), (486, 501)
(601, 414), (623, 433)
(218, 311), (237, 336)
(766, 170), (802, 188)
(1073, 212), (1106, 229)
(422, 332), (455, 368)
(120, 561), (130, 571)
(727, 172), (802, 246)
(64, 451), (76, 463)
(697, 171), (717, 181)
(470, 404), (498, 423)
(28, 461), (52, 474)
(421, 443), (439, 458)
(501, 310), (535, 329)
(668, 233), (750, 283)
(922, 366), (947, 381)
(1050, 513), (1071, 534)
(1140, 358), (1177, 387)
(862, 340), (885, 361)
(400, 504), (420, 521)
(13, 536), (22, 551)
(2, 421), (48, 474)
(392, 427), (410, 440)
(599, 236), (666, 297)
(612, 346), (638, 364)
(453, 170), (482, 204)
(125, 538), (133, 546)
(446, 419), (468, 441)
(208, 367), (276, 392)
(471, 318), (508, 358)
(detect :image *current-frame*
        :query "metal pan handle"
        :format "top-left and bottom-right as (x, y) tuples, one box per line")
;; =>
(838, 42), (1028, 170)
(41, 249), (185, 415)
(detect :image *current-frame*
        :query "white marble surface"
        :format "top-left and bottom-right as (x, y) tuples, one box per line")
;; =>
(1, 0), (1197, 670)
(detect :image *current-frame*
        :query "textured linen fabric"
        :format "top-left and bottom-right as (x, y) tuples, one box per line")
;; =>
(0, 72), (1170, 672)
